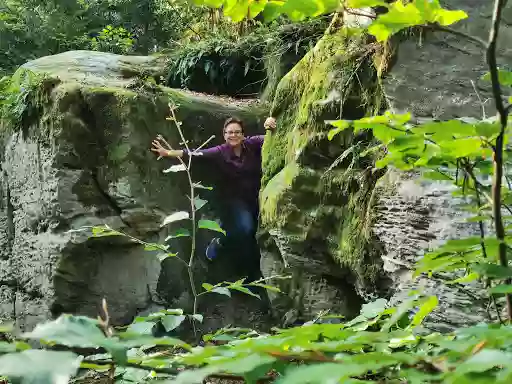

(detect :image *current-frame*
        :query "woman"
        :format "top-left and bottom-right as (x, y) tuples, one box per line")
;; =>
(151, 116), (277, 279)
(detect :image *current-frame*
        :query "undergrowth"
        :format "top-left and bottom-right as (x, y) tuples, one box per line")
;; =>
(165, 17), (330, 98)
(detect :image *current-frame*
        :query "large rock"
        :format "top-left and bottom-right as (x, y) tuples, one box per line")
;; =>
(259, 28), (390, 324)
(376, 0), (512, 330)
(0, 50), (268, 331)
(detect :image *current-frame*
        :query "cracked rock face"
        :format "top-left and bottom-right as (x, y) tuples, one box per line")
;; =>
(376, 0), (512, 330)
(0, 51), (266, 330)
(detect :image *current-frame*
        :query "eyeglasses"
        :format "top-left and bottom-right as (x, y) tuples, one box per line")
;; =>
(224, 130), (243, 136)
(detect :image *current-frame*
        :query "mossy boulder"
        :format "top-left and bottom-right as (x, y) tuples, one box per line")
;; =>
(0, 50), (268, 331)
(259, 27), (388, 323)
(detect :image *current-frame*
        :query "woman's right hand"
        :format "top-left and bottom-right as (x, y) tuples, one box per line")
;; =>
(151, 138), (183, 159)
(151, 139), (171, 159)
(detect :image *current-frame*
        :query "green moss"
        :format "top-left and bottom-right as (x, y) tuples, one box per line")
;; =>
(261, 26), (387, 289)
(261, 161), (300, 226)
(86, 86), (138, 98)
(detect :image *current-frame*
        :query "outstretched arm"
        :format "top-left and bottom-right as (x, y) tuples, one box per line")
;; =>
(151, 139), (221, 160)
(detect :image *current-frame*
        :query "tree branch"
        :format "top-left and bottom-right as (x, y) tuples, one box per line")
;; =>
(429, 25), (487, 49)
(487, 0), (512, 322)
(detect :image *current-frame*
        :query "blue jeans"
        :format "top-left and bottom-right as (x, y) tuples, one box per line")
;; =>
(215, 200), (262, 282)
(223, 200), (258, 240)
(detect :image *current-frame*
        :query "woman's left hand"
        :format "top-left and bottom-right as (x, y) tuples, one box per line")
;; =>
(264, 117), (277, 131)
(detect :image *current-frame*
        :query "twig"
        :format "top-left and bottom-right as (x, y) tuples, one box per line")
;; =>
(429, 25), (487, 49)
(487, 0), (512, 322)
(344, 9), (376, 20)
(470, 79), (488, 119)
(462, 162), (504, 324)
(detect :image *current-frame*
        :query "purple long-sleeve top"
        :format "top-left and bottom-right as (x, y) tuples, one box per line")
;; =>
(184, 135), (265, 209)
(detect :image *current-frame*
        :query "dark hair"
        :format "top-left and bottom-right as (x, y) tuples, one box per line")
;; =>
(223, 117), (244, 134)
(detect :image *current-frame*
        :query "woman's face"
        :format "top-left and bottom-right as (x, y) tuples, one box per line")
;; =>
(223, 122), (244, 147)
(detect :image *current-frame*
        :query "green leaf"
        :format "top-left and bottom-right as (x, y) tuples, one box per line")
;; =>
(490, 285), (512, 295)
(127, 321), (155, 335)
(262, 1), (284, 22)
(474, 264), (512, 279)
(368, 1), (422, 41)
(0, 341), (24, 353)
(229, 285), (261, 299)
(274, 362), (371, 384)
(0, 350), (81, 383)
(166, 228), (191, 240)
(0, 322), (13, 333)
(447, 272), (479, 284)
(410, 296), (438, 327)
(211, 287), (231, 297)
(163, 164), (187, 173)
(455, 349), (512, 375)
(361, 298), (387, 319)
(92, 225), (122, 238)
(157, 252), (178, 261)
(202, 283), (214, 291)
(173, 354), (276, 384)
(368, 0), (467, 42)
(162, 211), (190, 226)
(326, 120), (351, 140)
(190, 314), (204, 323)
(422, 170), (453, 181)
(118, 334), (191, 350)
(347, 0), (387, 7)
(23, 315), (106, 348)
(193, 182), (213, 190)
(161, 315), (186, 332)
(194, 197), (208, 211)
(249, 283), (282, 293)
(198, 219), (226, 235)
(482, 70), (512, 87)
(475, 122), (501, 138)
(143, 243), (167, 251)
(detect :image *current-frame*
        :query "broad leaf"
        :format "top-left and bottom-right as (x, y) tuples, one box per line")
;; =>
(361, 298), (387, 319)
(198, 219), (226, 235)
(162, 211), (190, 226)
(91, 225), (122, 237)
(347, 0), (387, 6)
(0, 350), (82, 383)
(229, 285), (261, 299)
(166, 228), (191, 240)
(490, 285), (512, 295)
(162, 315), (186, 332)
(127, 321), (155, 335)
(482, 70), (512, 87)
(23, 315), (106, 348)
(194, 197), (208, 211)
(190, 314), (204, 323)
(410, 296), (438, 327)
(193, 182), (213, 190)
(163, 164), (187, 173)
(211, 287), (231, 297)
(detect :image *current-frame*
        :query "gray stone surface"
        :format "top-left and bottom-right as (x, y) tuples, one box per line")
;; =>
(374, 171), (491, 331)
(383, 0), (512, 120)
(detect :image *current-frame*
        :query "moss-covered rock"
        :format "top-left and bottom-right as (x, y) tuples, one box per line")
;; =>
(0, 50), (268, 331)
(259, 28), (388, 322)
